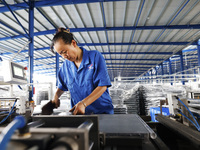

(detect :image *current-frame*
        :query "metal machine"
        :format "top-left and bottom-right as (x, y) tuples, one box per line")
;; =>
(0, 114), (160, 150)
(0, 61), (31, 125)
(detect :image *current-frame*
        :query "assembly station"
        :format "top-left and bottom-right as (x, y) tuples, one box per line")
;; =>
(0, 0), (200, 150)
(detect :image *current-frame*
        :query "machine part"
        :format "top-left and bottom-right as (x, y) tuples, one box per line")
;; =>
(78, 120), (93, 130)
(0, 126), (90, 150)
(175, 96), (200, 130)
(167, 94), (178, 115)
(188, 99), (200, 104)
(27, 120), (44, 128)
(180, 99), (193, 127)
(189, 107), (200, 115)
(99, 132), (106, 147)
(7, 141), (28, 150)
(16, 96), (26, 114)
(188, 103), (200, 107)
(136, 114), (157, 139)
(0, 98), (18, 124)
(49, 136), (78, 150)
(32, 115), (99, 150)
(156, 114), (200, 149)
(78, 120), (94, 150)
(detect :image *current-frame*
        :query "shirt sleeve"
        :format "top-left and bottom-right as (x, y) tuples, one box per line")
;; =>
(93, 51), (112, 87)
(57, 67), (68, 91)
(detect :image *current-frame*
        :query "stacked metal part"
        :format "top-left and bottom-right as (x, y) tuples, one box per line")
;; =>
(123, 87), (139, 114)
(110, 83), (187, 115)
(109, 88), (127, 114)
(142, 85), (166, 115)
(137, 86), (148, 115)
(109, 84), (141, 114)
(139, 84), (187, 115)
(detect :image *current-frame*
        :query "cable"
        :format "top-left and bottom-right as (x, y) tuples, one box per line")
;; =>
(0, 99), (17, 124)
(0, 115), (26, 150)
(178, 109), (200, 131)
(175, 96), (200, 129)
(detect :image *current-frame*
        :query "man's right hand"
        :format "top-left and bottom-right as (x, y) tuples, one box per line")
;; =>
(52, 99), (60, 108)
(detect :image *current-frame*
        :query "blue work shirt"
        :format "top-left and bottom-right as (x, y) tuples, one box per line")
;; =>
(57, 47), (114, 114)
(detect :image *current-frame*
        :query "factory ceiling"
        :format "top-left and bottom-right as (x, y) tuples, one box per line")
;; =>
(0, 0), (200, 81)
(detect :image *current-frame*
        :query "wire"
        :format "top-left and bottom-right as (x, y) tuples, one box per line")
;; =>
(0, 99), (17, 124)
(0, 116), (26, 150)
(178, 109), (200, 131)
(175, 96), (200, 129)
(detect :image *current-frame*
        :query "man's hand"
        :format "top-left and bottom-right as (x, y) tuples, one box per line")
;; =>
(69, 101), (86, 115)
(52, 99), (60, 108)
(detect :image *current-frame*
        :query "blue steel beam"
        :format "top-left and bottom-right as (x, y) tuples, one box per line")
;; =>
(0, 48), (173, 55)
(28, 0), (34, 101)
(0, 0), (128, 13)
(1, 25), (200, 41)
(101, 52), (173, 55)
(35, 57), (163, 61)
(34, 65), (150, 70)
(33, 25), (200, 34)
(106, 63), (156, 66)
(197, 39), (200, 67)
(78, 42), (192, 46)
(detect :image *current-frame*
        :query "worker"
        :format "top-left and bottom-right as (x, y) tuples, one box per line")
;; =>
(51, 27), (114, 115)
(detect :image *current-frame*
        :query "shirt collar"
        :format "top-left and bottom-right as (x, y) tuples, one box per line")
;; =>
(78, 47), (89, 71)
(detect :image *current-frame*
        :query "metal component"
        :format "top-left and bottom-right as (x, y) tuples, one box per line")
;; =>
(78, 120), (93, 131)
(156, 114), (200, 148)
(187, 99), (200, 104)
(27, 120), (44, 128)
(136, 115), (157, 139)
(50, 136), (79, 150)
(32, 115), (99, 150)
(167, 94), (178, 115)
(0, 126), (89, 150)
(89, 142), (94, 150)
(99, 114), (156, 139)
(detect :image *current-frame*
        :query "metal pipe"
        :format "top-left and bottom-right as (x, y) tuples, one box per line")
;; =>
(78, 120), (93, 131)
(136, 115), (157, 139)
(188, 99), (200, 104)
(188, 104), (200, 108)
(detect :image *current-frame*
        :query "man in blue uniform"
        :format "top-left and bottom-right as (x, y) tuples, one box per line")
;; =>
(51, 28), (113, 115)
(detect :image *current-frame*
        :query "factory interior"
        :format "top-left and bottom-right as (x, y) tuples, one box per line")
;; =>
(1, 0), (200, 150)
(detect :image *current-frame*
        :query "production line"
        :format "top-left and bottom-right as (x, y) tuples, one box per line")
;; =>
(1, 61), (200, 150)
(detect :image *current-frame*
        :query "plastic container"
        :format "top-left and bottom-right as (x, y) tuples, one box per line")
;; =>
(150, 107), (170, 122)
